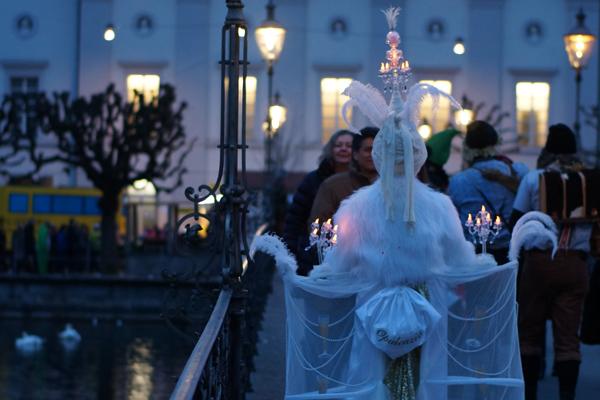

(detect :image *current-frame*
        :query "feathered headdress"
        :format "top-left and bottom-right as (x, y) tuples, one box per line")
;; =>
(342, 7), (460, 223)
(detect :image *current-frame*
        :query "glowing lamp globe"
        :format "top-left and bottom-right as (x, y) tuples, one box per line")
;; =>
(255, 5), (286, 63)
(563, 10), (596, 70)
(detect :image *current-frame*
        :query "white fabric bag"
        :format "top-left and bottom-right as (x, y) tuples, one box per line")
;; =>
(356, 286), (441, 359)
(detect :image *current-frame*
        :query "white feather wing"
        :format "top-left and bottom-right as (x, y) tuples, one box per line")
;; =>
(401, 83), (460, 128)
(342, 81), (389, 129)
(250, 234), (298, 275)
(513, 211), (557, 235)
(509, 220), (558, 261)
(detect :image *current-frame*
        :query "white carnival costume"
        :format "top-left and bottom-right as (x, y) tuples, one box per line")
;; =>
(252, 7), (524, 400)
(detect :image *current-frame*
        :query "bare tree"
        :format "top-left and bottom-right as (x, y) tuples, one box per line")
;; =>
(0, 95), (30, 177)
(8, 84), (195, 270)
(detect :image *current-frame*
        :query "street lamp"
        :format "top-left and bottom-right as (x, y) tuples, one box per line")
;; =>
(418, 119), (432, 140)
(563, 8), (597, 146)
(103, 24), (115, 41)
(453, 37), (465, 55)
(268, 92), (287, 134)
(255, 0), (286, 173)
(455, 95), (474, 132)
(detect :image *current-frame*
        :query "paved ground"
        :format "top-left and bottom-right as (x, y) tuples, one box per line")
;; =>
(538, 321), (600, 399)
(248, 272), (286, 400)
(249, 274), (600, 399)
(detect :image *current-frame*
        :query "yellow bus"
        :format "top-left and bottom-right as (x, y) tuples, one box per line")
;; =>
(0, 185), (125, 249)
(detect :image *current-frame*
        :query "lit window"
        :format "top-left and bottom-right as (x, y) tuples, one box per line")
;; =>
(224, 76), (257, 138)
(10, 76), (39, 134)
(516, 82), (550, 147)
(126, 74), (160, 104)
(418, 80), (452, 134)
(320, 77), (352, 143)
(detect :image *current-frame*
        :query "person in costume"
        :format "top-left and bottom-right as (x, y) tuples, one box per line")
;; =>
(252, 7), (524, 400)
(309, 127), (379, 225)
(424, 128), (459, 192)
(283, 129), (355, 276)
(510, 124), (590, 400)
(448, 121), (528, 264)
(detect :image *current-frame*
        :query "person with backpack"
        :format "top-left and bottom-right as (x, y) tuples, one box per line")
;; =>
(510, 124), (590, 400)
(448, 120), (528, 264)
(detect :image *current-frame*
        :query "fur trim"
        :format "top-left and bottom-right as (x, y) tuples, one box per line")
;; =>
(250, 234), (298, 275)
(326, 179), (480, 286)
(509, 212), (558, 261)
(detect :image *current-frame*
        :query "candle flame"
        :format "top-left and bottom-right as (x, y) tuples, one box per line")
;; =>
(333, 224), (338, 232)
(326, 218), (332, 225)
(476, 217), (481, 226)
(314, 218), (319, 225)
(467, 213), (472, 222)
(495, 216), (501, 225)
(312, 228), (318, 236)
(481, 205), (486, 213)
(486, 213), (491, 222)
(331, 234), (337, 244)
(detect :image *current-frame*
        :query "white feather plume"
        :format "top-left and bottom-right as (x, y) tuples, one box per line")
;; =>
(509, 213), (558, 261)
(250, 234), (298, 275)
(400, 83), (460, 128)
(342, 81), (389, 130)
(381, 7), (401, 30)
(512, 210), (557, 235)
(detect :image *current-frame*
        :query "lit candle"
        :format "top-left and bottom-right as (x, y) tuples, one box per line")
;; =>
(481, 205), (486, 213)
(476, 217), (481, 227)
(333, 225), (338, 233)
(467, 213), (473, 224)
(331, 234), (337, 245)
(379, 62), (385, 73)
(486, 213), (491, 223)
(495, 216), (501, 226)
(326, 218), (332, 226)
(312, 228), (318, 236)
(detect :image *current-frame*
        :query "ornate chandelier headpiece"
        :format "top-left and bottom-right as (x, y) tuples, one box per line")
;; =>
(341, 7), (460, 223)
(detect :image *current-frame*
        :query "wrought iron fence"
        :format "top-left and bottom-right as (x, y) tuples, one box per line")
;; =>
(167, 1), (254, 399)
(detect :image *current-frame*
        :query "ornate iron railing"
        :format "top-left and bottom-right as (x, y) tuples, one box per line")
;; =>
(167, 1), (252, 399)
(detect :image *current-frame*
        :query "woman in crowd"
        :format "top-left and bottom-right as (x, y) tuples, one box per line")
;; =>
(282, 129), (354, 275)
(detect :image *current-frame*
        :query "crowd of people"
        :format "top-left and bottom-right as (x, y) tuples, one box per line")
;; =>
(0, 219), (101, 274)
(282, 121), (598, 400)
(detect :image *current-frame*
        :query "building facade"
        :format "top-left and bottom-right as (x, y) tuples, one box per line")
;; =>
(1, 0), (599, 201)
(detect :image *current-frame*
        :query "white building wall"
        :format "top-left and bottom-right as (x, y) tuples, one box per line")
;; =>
(1, 0), (599, 198)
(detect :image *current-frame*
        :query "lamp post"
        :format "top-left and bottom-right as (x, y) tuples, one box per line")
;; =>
(563, 8), (597, 148)
(455, 95), (474, 132)
(255, 0), (286, 174)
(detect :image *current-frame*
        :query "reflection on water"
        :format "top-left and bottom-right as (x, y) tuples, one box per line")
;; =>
(0, 319), (194, 400)
(127, 339), (154, 400)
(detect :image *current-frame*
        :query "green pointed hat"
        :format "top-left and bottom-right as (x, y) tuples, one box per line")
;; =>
(426, 128), (459, 167)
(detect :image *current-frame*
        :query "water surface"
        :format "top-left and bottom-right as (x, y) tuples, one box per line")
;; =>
(0, 318), (194, 400)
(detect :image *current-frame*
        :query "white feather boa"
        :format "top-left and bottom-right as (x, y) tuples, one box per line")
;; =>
(250, 234), (298, 276)
(509, 211), (558, 261)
